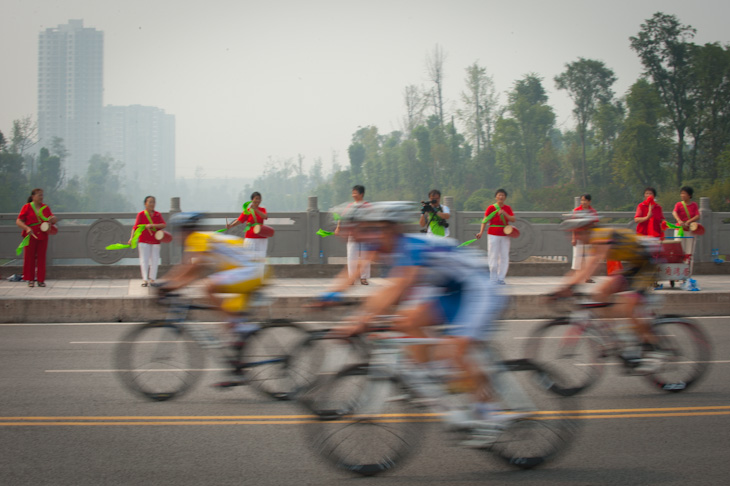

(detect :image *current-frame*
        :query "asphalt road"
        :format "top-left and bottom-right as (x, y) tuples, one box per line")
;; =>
(1, 317), (729, 485)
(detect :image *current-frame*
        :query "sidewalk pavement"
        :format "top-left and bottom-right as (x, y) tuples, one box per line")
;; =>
(1, 276), (728, 323)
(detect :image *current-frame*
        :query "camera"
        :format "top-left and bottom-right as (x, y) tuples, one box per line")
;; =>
(420, 199), (438, 213)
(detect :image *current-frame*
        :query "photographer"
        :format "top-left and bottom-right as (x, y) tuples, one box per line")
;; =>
(419, 189), (451, 237)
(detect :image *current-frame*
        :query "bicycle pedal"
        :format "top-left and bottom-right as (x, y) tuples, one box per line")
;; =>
(213, 379), (246, 389)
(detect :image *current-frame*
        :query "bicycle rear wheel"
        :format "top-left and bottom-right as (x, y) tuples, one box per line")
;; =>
(644, 317), (712, 392)
(114, 321), (205, 401)
(295, 335), (371, 418)
(524, 317), (605, 396)
(307, 365), (425, 476)
(237, 319), (312, 400)
(487, 359), (580, 469)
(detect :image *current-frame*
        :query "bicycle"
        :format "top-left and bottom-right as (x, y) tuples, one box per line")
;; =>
(114, 292), (314, 402)
(304, 320), (580, 476)
(524, 294), (712, 396)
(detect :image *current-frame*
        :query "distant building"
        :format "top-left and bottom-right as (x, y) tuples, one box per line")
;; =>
(37, 19), (103, 178)
(102, 105), (176, 197)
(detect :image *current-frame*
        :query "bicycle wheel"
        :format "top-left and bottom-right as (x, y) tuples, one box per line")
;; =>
(307, 364), (425, 476)
(114, 321), (205, 401)
(295, 335), (371, 419)
(236, 319), (312, 400)
(524, 317), (606, 396)
(644, 317), (712, 392)
(487, 359), (581, 469)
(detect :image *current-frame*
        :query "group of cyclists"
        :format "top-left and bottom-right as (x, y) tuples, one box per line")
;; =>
(156, 193), (671, 442)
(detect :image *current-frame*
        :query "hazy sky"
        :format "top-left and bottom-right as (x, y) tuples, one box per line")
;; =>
(2, 0), (729, 180)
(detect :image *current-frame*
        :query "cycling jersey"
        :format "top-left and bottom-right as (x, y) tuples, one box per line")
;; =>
(389, 234), (505, 340)
(588, 227), (658, 291)
(184, 232), (264, 308)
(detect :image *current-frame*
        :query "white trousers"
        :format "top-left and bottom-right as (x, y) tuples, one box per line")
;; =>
(487, 235), (510, 282)
(138, 243), (161, 282)
(347, 237), (371, 279)
(571, 241), (590, 270)
(243, 238), (268, 279)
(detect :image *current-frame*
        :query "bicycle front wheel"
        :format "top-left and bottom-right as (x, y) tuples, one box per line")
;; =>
(487, 359), (581, 469)
(645, 317), (712, 392)
(524, 317), (605, 396)
(307, 365), (425, 476)
(114, 321), (206, 401)
(237, 319), (312, 400)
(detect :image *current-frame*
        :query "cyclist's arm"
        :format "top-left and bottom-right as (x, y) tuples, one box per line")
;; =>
(354, 265), (421, 328)
(159, 252), (208, 291)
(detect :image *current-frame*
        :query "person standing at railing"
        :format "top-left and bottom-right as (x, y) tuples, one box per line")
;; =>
(131, 196), (166, 287)
(16, 188), (58, 288)
(475, 189), (515, 285)
(334, 185), (371, 285)
(671, 186), (700, 258)
(227, 191), (269, 263)
(634, 187), (665, 242)
(571, 194), (599, 282)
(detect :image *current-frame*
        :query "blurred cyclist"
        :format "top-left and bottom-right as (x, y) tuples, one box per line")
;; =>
(318, 201), (513, 446)
(553, 211), (667, 373)
(157, 212), (266, 343)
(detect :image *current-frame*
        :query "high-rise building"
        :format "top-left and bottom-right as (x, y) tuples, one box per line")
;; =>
(37, 19), (103, 178)
(102, 105), (176, 198)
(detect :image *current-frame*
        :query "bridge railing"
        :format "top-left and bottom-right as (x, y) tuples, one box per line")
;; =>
(1, 196), (727, 264)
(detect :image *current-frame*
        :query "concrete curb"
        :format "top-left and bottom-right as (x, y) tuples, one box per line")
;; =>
(3, 292), (728, 323)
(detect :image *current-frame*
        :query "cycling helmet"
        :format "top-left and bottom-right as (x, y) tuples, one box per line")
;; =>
(559, 210), (599, 231)
(171, 211), (205, 230)
(355, 201), (418, 224)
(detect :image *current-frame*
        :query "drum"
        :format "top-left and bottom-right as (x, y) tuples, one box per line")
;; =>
(155, 230), (173, 243)
(252, 224), (275, 238)
(40, 222), (50, 232)
(503, 225), (520, 238)
(49, 224), (58, 235)
(689, 222), (705, 235)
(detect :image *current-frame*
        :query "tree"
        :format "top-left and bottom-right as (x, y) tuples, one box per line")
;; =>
(555, 58), (616, 188)
(0, 130), (29, 212)
(425, 44), (447, 126)
(10, 116), (38, 156)
(630, 12), (697, 184)
(613, 80), (673, 192)
(457, 62), (499, 155)
(402, 85), (428, 136)
(494, 74), (556, 190)
(83, 154), (131, 211)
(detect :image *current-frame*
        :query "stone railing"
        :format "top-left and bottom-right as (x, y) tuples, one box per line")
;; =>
(1, 196), (728, 264)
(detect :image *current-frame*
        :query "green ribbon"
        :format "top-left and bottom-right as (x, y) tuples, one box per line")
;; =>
(458, 238), (478, 248)
(481, 203), (507, 225)
(106, 224), (147, 251)
(317, 229), (334, 237)
(16, 235), (31, 255)
(105, 243), (131, 250)
(665, 221), (684, 237)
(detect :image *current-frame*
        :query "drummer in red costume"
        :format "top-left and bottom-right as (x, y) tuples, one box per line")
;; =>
(634, 187), (665, 241)
(131, 195), (167, 287)
(475, 188), (516, 285)
(671, 186), (700, 257)
(16, 188), (58, 288)
(227, 191), (269, 264)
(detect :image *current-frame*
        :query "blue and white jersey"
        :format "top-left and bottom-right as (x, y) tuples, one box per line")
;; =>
(389, 234), (488, 287)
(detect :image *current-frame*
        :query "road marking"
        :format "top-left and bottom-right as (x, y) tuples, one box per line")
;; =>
(1, 406), (729, 426)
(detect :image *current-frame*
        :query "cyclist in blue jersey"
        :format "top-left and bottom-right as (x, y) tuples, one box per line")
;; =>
(318, 202), (513, 443)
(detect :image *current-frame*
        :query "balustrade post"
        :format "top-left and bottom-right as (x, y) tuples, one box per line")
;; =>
(698, 197), (712, 263)
(166, 197), (182, 264)
(304, 196), (319, 264)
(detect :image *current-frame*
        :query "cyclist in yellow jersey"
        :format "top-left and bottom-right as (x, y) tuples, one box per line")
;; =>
(554, 211), (666, 374)
(158, 213), (266, 328)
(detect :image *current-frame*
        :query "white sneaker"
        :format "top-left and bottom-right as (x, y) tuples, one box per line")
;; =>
(632, 350), (669, 375)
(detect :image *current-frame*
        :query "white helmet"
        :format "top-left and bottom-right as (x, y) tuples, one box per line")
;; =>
(559, 210), (599, 230)
(356, 201), (419, 224)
